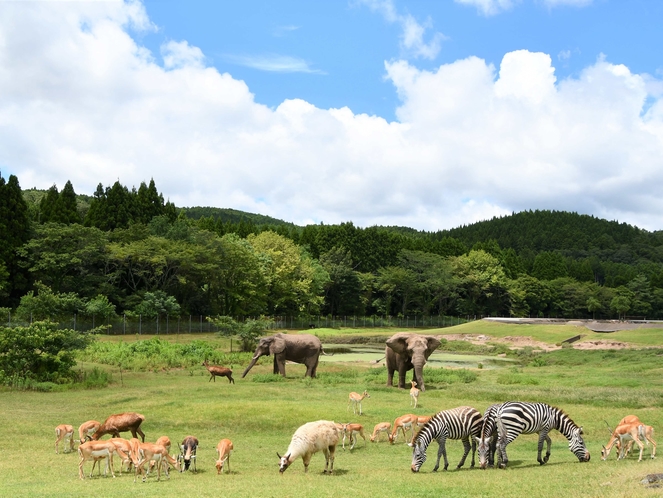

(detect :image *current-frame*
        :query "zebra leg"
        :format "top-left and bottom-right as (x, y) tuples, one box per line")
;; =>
(543, 434), (552, 464)
(470, 436), (477, 468)
(488, 435), (497, 468)
(497, 436), (509, 469)
(457, 437), (471, 469)
(433, 438), (448, 471)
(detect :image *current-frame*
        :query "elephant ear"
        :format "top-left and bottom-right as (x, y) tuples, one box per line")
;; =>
(270, 334), (287, 355)
(425, 336), (442, 355)
(386, 333), (410, 354)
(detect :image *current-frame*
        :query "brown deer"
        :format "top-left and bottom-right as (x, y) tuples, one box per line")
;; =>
(203, 360), (235, 383)
(215, 439), (234, 474)
(91, 412), (146, 442)
(78, 420), (101, 444)
(55, 424), (75, 454)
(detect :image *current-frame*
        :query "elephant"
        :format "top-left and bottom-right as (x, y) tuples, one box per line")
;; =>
(241, 333), (323, 378)
(385, 332), (441, 392)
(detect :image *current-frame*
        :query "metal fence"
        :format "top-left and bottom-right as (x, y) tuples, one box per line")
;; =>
(1, 313), (475, 334)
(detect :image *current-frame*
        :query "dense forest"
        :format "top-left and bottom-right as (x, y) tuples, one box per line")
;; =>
(2, 172), (663, 323)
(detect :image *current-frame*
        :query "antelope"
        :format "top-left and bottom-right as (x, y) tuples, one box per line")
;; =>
(410, 380), (420, 409)
(179, 435), (199, 472)
(370, 422), (392, 442)
(347, 390), (370, 416)
(78, 440), (128, 480)
(132, 442), (180, 482)
(55, 424), (74, 454)
(149, 436), (172, 476)
(606, 415), (643, 456)
(203, 360), (235, 383)
(341, 423), (366, 450)
(602, 422), (656, 461)
(389, 414), (419, 445)
(91, 412), (146, 442)
(215, 439), (234, 474)
(78, 420), (101, 444)
(107, 438), (134, 473)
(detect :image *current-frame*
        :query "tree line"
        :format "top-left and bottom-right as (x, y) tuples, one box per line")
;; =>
(2, 172), (663, 323)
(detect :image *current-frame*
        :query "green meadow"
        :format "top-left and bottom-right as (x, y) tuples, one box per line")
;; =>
(2, 322), (662, 498)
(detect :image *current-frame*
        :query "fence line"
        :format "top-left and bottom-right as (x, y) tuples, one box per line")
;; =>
(1, 313), (476, 334)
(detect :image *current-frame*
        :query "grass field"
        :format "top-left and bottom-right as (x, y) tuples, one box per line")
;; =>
(2, 322), (662, 497)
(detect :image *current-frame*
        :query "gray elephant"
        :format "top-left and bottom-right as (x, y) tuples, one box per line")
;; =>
(241, 333), (323, 378)
(385, 332), (441, 392)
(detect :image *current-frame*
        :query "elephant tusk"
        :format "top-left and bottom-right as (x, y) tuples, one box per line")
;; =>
(252, 355), (260, 360)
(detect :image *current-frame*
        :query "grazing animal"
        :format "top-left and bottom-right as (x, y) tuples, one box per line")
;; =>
(55, 424), (74, 454)
(370, 422), (392, 442)
(347, 390), (370, 416)
(149, 436), (172, 475)
(179, 436), (199, 472)
(277, 420), (339, 474)
(341, 423), (366, 450)
(411, 406), (483, 472)
(215, 439), (234, 474)
(493, 402), (590, 468)
(203, 360), (235, 383)
(476, 404), (500, 469)
(91, 412), (146, 442)
(410, 381), (420, 408)
(107, 438), (134, 473)
(389, 414), (419, 445)
(132, 442), (180, 482)
(78, 440), (128, 480)
(601, 422), (656, 461)
(78, 420), (101, 444)
(603, 415), (651, 458)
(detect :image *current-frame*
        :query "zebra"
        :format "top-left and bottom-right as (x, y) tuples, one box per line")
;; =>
(411, 406), (483, 473)
(493, 401), (591, 469)
(475, 403), (500, 469)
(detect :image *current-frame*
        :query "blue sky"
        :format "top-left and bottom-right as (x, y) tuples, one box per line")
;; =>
(1, 0), (663, 231)
(138, 0), (663, 121)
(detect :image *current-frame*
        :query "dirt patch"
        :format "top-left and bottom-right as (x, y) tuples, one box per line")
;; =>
(573, 340), (630, 350)
(440, 333), (633, 351)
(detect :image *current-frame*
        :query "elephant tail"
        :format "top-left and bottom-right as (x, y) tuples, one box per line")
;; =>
(320, 346), (334, 357)
(373, 355), (385, 364)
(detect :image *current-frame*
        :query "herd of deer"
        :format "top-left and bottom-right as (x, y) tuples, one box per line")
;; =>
(56, 412), (234, 481)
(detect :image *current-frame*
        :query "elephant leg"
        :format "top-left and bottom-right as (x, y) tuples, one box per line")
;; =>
(273, 356), (279, 375)
(275, 356), (286, 377)
(398, 368), (407, 389)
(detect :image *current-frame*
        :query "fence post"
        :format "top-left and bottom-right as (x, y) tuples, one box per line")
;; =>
(200, 315), (202, 333)
(139, 314), (142, 335)
(189, 315), (191, 333)
(123, 314), (126, 335)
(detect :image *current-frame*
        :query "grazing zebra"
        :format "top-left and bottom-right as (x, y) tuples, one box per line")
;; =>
(494, 401), (591, 469)
(475, 404), (500, 469)
(411, 406), (483, 473)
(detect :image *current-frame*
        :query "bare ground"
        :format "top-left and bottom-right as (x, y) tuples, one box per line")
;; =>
(440, 333), (631, 351)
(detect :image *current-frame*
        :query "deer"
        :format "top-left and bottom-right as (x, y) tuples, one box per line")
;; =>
(410, 380), (420, 409)
(341, 423), (367, 450)
(78, 420), (101, 444)
(370, 422), (392, 442)
(389, 414), (419, 445)
(203, 360), (235, 383)
(149, 436), (172, 476)
(106, 438), (134, 474)
(91, 412), (146, 442)
(601, 420), (656, 461)
(215, 439), (234, 474)
(55, 424), (75, 454)
(179, 435), (199, 472)
(132, 442), (180, 482)
(78, 440), (129, 480)
(347, 390), (370, 416)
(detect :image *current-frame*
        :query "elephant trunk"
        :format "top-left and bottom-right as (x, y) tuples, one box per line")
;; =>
(242, 355), (261, 378)
(413, 357), (426, 392)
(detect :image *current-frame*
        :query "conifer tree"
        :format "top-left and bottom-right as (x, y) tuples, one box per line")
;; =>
(38, 184), (60, 223)
(0, 173), (30, 305)
(56, 180), (81, 224)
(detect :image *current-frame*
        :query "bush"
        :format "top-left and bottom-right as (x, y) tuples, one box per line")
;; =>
(0, 320), (95, 383)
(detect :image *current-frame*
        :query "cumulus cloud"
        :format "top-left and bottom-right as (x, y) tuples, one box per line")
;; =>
(359, 0), (444, 59)
(1, 1), (663, 231)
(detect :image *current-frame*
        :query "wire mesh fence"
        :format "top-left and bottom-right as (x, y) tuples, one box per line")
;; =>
(1, 312), (475, 334)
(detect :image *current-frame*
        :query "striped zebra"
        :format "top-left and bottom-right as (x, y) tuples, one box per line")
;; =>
(411, 406), (483, 473)
(475, 404), (500, 469)
(494, 401), (591, 469)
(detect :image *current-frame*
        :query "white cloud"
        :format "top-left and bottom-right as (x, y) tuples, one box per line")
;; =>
(359, 0), (444, 60)
(454, 0), (517, 16)
(223, 54), (323, 73)
(2, 2), (663, 231)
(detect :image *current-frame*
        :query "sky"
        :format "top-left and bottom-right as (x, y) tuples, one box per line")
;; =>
(1, 0), (663, 231)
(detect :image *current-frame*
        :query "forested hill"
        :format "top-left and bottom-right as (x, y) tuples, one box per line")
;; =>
(179, 206), (295, 228)
(431, 210), (662, 255)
